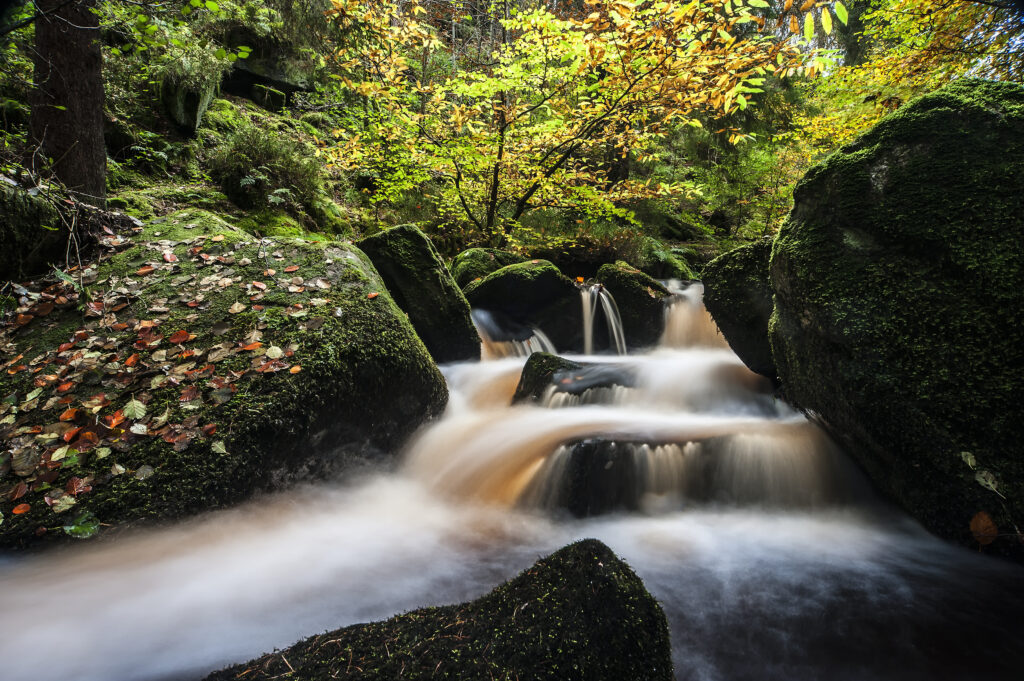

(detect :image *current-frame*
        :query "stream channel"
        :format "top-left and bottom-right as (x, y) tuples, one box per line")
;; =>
(1, 284), (1022, 681)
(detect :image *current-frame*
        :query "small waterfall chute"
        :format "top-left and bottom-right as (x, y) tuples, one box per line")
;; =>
(472, 309), (556, 359)
(660, 281), (729, 349)
(580, 284), (627, 355)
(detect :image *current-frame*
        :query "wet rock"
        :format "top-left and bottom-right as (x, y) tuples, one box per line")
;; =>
(202, 539), (674, 681)
(594, 261), (670, 350)
(701, 238), (777, 380)
(450, 247), (525, 288)
(769, 78), (1024, 559)
(464, 259), (582, 352)
(0, 211), (447, 548)
(358, 224), (480, 364)
(512, 353), (635, 405)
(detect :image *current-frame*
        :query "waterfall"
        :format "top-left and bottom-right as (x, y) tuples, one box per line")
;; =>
(580, 284), (627, 355)
(471, 309), (555, 359)
(661, 281), (729, 349)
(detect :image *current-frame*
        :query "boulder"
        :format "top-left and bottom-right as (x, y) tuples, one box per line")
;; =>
(512, 353), (636, 405)
(358, 225), (480, 364)
(594, 261), (670, 350)
(0, 209), (447, 548)
(464, 259), (582, 352)
(450, 247), (525, 288)
(161, 77), (217, 132)
(0, 183), (63, 281)
(512, 352), (583, 404)
(701, 238), (777, 379)
(768, 79), (1024, 558)
(202, 539), (674, 681)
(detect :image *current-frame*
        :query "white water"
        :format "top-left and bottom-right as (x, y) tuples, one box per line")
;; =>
(581, 284), (627, 355)
(1, 286), (1022, 681)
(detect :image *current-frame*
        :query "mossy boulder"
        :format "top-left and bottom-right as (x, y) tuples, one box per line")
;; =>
(768, 79), (1024, 559)
(203, 538), (673, 681)
(594, 261), (670, 350)
(161, 77), (217, 133)
(702, 238), (777, 380)
(450, 247), (526, 288)
(201, 98), (246, 134)
(511, 352), (583, 404)
(358, 225), (480, 364)
(0, 208), (446, 548)
(0, 184), (63, 282)
(464, 260), (582, 352)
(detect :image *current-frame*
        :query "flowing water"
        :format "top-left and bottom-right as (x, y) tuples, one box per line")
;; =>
(1, 286), (1022, 681)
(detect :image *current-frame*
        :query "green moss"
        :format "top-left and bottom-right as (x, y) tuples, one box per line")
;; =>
(701, 238), (776, 379)
(768, 78), (1024, 560)
(357, 225), (480, 364)
(0, 210), (446, 549)
(235, 210), (307, 238)
(450, 248), (526, 288)
(594, 261), (669, 350)
(201, 98), (246, 134)
(203, 539), (673, 681)
(0, 184), (64, 282)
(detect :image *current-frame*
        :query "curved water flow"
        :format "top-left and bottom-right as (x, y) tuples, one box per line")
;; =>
(1, 283), (1021, 681)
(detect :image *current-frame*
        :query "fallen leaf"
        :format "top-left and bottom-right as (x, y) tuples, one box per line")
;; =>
(136, 265), (156, 276)
(251, 281), (267, 291)
(240, 342), (263, 352)
(12, 503), (31, 515)
(211, 235), (225, 242)
(168, 329), (190, 344)
(180, 385), (200, 402)
(163, 251), (178, 263)
(9, 482), (27, 501)
(228, 302), (246, 314)
(202, 423), (217, 436)
(971, 511), (999, 546)
(59, 408), (79, 422)
(284, 265), (299, 273)
(123, 398), (147, 420)
(265, 345), (283, 359)
(211, 441), (228, 454)
(367, 292), (379, 299)
(125, 353), (140, 367)
(289, 365), (302, 374)
(135, 465), (155, 480)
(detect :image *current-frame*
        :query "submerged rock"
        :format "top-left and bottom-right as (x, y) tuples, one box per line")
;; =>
(511, 353), (583, 404)
(450, 247), (525, 288)
(202, 538), (673, 681)
(701, 238), (777, 380)
(358, 225), (480, 364)
(0, 209), (447, 548)
(769, 79), (1024, 558)
(512, 353), (635, 405)
(594, 261), (670, 350)
(464, 259), (582, 352)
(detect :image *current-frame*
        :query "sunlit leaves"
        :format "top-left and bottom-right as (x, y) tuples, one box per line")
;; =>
(123, 399), (147, 420)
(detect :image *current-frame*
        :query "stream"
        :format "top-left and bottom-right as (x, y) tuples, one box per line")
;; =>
(1, 284), (1021, 681)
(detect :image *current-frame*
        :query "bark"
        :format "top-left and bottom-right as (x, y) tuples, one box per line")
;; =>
(30, 0), (105, 206)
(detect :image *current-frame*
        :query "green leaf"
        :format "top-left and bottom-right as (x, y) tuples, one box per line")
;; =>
(976, 470), (1005, 498)
(62, 511), (100, 539)
(211, 440), (228, 454)
(94, 447), (111, 461)
(747, 0), (770, 6)
(204, 0), (219, 11)
(833, 0), (849, 25)
(960, 451), (976, 469)
(821, 8), (833, 34)
(803, 12), (814, 43)
(215, 47), (227, 60)
(123, 398), (147, 420)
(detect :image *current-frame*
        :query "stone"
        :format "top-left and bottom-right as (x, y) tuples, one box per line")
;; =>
(594, 261), (670, 350)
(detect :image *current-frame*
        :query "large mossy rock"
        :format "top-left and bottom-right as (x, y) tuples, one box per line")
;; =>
(0, 208), (446, 548)
(594, 261), (670, 350)
(161, 77), (217, 132)
(358, 225), (480, 364)
(702, 238), (777, 380)
(464, 259), (582, 352)
(0, 184), (63, 281)
(769, 79), (1024, 557)
(450, 247), (525, 288)
(203, 539), (673, 681)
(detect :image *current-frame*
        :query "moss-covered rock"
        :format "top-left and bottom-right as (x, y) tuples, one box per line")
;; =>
(0, 184), (63, 282)
(450, 247), (526, 288)
(594, 261), (670, 350)
(161, 77), (216, 133)
(464, 260), (582, 352)
(511, 353), (583, 404)
(631, 236), (696, 281)
(0, 208), (447, 548)
(358, 225), (480, 364)
(768, 79), (1024, 559)
(201, 98), (246, 134)
(702, 238), (777, 380)
(202, 538), (673, 681)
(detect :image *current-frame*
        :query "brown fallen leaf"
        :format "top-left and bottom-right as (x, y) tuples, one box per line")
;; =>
(168, 330), (191, 344)
(136, 265), (156, 276)
(284, 265), (300, 273)
(970, 511), (998, 546)
(163, 251), (178, 263)
(228, 302), (246, 314)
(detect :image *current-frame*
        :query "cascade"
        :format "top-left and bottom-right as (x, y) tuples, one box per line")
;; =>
(1, 282), (1021, 681)
(580, 283), (627, 355)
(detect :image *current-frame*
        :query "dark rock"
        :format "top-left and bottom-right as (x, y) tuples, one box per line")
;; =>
(202, 539), (674, 681)
(0, 214), (447, 548)
(449, 247), (525, 288)
(768, 79), (1024, 559)
(511, 353), (583, 404)
(464, 259), (582, 352)
(594, 261), (670, 350)
(358, 224), (480, 364)
(701, 238), (777, 379)
(512, 353), (636, 405)
(0, 184), (64, 282)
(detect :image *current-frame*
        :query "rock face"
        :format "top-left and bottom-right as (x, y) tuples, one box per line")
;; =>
(701, 238), (776, 380)
(358, 225), (480, 364)
(464, 259), (582, 352)
(769, 79), (1024, 557)
(161, 77), (216, 132)
(0, 210), (447, 548)
(594, 261), (670, 350)
(450, 247), (525, 288)
(0, 183), (63, 281)
(202, 539), (674, 681)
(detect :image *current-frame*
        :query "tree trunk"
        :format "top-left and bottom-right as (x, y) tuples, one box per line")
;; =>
(30, 0), (105, 207)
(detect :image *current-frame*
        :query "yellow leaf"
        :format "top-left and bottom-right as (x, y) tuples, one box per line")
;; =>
(800, 0), (816, 11)
(821, 8), (833, 34)
(783, 0), (793, 11)
(789, 14), (799, 33)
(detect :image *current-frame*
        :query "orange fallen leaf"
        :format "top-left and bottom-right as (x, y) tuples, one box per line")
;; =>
(367, 292), (379, 299)
(576, 276), (584, 283)
(284, 265), (300, 273)
(59, 408), (79, 422)
(63, 427), (82, 443)
(264, 269), (276, 276)
(163, 251), (178, 263)
(125, 353), (140, 367)
(15, 314), (33, 326)
(289, 365), (302, 374)
(136, 265), (156, 276)
(202, 423), (217, 436)
(211, 235), (225, 242)
(12, 503), (31, 515)
(57, 381), (74, 393)
(240, 342), (262, 351)
(970, 511), (998, 546)
(168, 330), (190, 344)
(251, 281), (267, 291)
